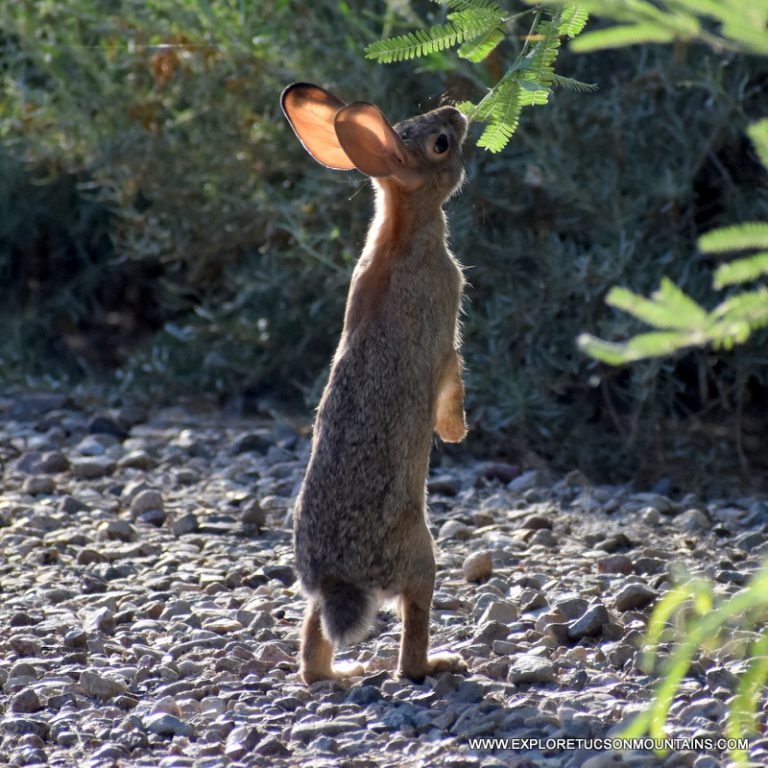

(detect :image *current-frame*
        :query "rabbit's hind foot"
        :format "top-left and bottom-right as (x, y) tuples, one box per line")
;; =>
(398, 582), (468, 682)
(300, 599), (364, 684)
(301, 660), (365, 685)
(399, 651), (467, 683)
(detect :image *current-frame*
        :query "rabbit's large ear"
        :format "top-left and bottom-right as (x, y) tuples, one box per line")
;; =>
(334, 102), (414, 183)
(281, 83), (356, 170)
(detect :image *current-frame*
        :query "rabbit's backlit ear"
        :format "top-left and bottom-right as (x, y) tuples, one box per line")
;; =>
(281, 83), (356, 170)
(334, 103), (413, 182)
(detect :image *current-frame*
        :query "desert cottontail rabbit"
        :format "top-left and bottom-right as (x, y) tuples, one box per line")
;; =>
(282, 83), (469, 683)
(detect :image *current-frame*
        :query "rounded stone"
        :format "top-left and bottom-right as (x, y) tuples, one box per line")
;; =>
(463, 551), (493, 582)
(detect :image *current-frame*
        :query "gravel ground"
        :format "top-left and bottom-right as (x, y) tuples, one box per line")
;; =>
(1, 392), (766, 768)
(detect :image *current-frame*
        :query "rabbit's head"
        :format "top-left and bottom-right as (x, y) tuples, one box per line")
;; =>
(282, 83), (467, 205)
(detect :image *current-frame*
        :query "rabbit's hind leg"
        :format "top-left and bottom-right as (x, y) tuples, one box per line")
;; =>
(300, 599), (364, 684)
(397, 577), (467, 682)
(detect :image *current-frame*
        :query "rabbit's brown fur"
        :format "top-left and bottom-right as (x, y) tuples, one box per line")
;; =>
(282, 84), (468, 683)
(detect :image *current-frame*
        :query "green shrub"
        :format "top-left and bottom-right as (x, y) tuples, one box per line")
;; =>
(1, 1), (766, 484)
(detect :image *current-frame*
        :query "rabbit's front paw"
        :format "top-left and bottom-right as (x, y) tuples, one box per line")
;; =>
(436, 413), (467, 443)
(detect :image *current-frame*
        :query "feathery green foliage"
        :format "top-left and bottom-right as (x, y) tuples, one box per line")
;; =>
(576, 55), (768, 363)
(543, 0), (768, 55)
(367, 2), (592, 152)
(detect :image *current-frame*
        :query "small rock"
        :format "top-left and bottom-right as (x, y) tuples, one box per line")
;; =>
(225, 726), (260, 758)
(23, 476), (56, 495)
(291, 719), (363, 742)
(242, 499), (266, 529)
(38, 451), (70, 474)
(640, 506), (661, 526)
(481, 462), (520, 484)
(130, 489), (164, 518)
(138, 508), (167, 527)
(598, 533), (633, 552)
(11, 689), (42, 714)
(479, 601), (518, 624)
(521, 514), (552, 530)
(91, 743), (127, 762)
(527, 529), (556, 548)
(554, 598), (589, 620)
(71, 456), (115, 479)
(678, 508), (710, 533)
(614, 583), (657, 611)
(428, 474), (460, 496)
(255, 737), (291, 757)
(58, 495), (90, 515)
(262, 565), (295, 586)
(463, 551), (492, 582)
(597, 554), (634, 574)
(118, 450), (155, 470)
(347, 686), (382, 706)
(56, 731), (78, 748)
(80, 670), (127, 699)
(2, 716), (50, 739)
(144, 713), (194, 737)
(680, 698), (725, 723)
(232, 431), (272, 455)
(10, 612), (36, 627)
(9, 636), (42, 656)
(507, 470), (538, 494)
(175, 468), (200, 485)
(89, 414), (128, 439)
(84, 607), (115, 634)
(508, 654), (556, 684)
(439, 520), (473, 540)
(170, 513), (199, 537)
(64, 628), (88, 649)
(99, 520), (136, 542)
(568, 603), (610, 640)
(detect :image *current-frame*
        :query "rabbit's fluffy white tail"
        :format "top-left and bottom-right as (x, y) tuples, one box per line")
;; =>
(319, 578), (377, 646)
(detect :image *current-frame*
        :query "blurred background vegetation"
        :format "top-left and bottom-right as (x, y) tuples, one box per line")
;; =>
(1, 0), (767, 488)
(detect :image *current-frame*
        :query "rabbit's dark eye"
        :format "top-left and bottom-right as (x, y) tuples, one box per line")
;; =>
(434, 134), (449, 154)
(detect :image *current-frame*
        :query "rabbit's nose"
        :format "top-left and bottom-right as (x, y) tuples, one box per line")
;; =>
(440, 106), (466, 124)
(440, 106), (467, 139)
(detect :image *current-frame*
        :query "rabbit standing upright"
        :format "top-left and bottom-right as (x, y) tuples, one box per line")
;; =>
(281, 83), (469, 683)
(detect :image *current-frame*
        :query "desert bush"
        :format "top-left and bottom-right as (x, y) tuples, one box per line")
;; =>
(1, 1), (766, 484)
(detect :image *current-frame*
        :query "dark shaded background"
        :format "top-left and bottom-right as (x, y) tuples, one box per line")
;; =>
(1, 1), (767, 489)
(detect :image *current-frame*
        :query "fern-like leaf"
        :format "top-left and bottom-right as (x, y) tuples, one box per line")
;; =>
(365, 24), (465, 62)
(366, 4), (505, 63)
(436, 0), (503, 14)
(571, 22), (677, 53)
(747, 118), (768, 171)
(478, 117), (519, 152)
(551, 73), (598, 92)
(714, 252), (768, 289)
(458, 26), (505, 62)
(698, 222), (768, 253)
(477, 78), (522, 152)
(559, 5), (589, 38)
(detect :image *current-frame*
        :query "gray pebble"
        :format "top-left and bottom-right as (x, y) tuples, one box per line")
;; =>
(11, 689), (42, 714)
(508, 654), (556, 684)
(568, 603), (610, 640)
(463, 551), (492, 582)
(70, 456), (116, 478)
(144, 713), (194, 737)
(23, 476), (55, 495)
(80, 670), (127, 700)
(614, 583), (657, 611)
(130, 489), (164, 517)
